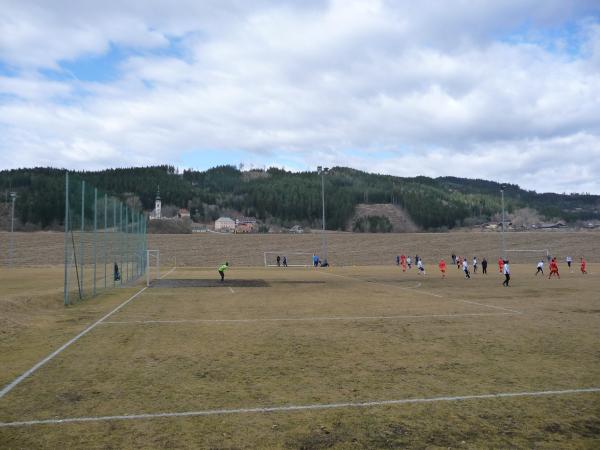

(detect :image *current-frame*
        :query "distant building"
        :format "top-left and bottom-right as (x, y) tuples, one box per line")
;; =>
(178, 208), (190, 219)
(215, 217), (235, 232)
(191, 223), (207, 233)
(289, 224), (304, 234)
(235, 217), (257, 233)
(149, 186), (162, 220)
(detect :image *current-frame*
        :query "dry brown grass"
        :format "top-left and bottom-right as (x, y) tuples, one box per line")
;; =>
(3, 230), (600, 267)
(1, 260), (599, 448)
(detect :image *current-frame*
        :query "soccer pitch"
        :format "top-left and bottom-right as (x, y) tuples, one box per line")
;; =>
(1, 265), (599, 448)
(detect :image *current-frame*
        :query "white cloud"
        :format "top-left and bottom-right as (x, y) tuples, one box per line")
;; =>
(1, 1), (600, 192)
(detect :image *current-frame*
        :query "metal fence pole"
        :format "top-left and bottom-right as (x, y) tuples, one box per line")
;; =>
(113, 197), (117, 287)
(80, 180), (85, 298)
(103, 193), (107, 289)
(93, 188), (97, 296)
(63, 173), (69, 306)
(125, 206), (129, 283)
(120, 203), (124, 286)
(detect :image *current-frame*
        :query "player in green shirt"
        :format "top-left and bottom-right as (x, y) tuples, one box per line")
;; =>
(218, 262), (229, 282)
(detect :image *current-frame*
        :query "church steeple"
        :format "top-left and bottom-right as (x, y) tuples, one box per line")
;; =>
(154, 185), (162, 219)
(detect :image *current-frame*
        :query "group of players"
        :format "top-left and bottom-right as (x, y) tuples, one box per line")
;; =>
(395, 253), (588, 286)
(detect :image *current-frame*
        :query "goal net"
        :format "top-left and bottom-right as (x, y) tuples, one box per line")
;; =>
(146, 249), (160, 286)
(264, 252), (314, 267)
(505, 249), (550, 263)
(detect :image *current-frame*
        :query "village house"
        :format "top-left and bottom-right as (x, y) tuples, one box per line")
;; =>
(235, 216), (257, 233)
(215, 217), (235, 232)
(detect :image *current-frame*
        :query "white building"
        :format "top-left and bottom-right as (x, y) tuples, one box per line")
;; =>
(149, 187), (162, 220)
(215, 217), (235, 232)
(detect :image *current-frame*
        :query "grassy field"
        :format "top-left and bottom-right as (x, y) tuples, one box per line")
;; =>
(1, 261), (599, 448)
(2, 230), (600, 266)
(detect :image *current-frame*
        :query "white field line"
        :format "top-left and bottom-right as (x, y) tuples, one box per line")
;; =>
(1, 387), (598, 428)
(0, 267), (176, 400)
(321, 271), (522, 314)
(101, 312), (513, 325)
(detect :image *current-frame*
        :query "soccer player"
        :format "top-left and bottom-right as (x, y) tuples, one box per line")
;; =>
(218, 262), (229, 282)
(566, 255), (573, 272)
(406, 256), (412, 269)
(580, 257), (587, 274)
(313, 254), (319, 268)
(498, 257), (504, 273)
(535, 259), (544, 276)
(276, 255), (281, 267)
(417, 258), (426, 275)
(473, 256), (478, 273)
(462, 258), (471, 279)
(401, 254), (407, 272)
(502, 260), (511, 287)
(283, 256), (287, 267)
(548, 258), (560, 279)
(439, 259), (447, 278)
(451, 253), (457, 265)
(481, 257), (488, 274)
(396, 255), (400, 266)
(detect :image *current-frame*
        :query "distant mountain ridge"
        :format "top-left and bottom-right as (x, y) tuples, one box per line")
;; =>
(1, 166), (599, 231)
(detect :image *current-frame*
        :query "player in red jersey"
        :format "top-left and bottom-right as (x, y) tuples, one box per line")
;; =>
(439, 259), (447, 278)
(548, 257), (560, 279)
(580, 257), (587, 274)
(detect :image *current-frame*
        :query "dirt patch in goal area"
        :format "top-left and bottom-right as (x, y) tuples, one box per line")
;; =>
(150, 279), (270, 288)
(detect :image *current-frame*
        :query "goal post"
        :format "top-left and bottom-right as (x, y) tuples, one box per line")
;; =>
(264, 251), (314, 267)
(505, 249), (550, 263)
(146, 249), (160, 286)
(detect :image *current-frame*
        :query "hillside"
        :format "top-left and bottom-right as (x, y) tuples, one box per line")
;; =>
(350, 204), (419, 232)
(1, 166), (599, 231)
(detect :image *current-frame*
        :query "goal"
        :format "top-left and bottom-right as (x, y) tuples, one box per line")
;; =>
(505, 248), (550, 263)
(263, 252), (314, 267)
(146, 249), (160, 286)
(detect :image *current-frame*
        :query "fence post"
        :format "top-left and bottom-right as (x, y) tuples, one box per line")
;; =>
(93, 188), (97, 296)
(104, 193), (107, 289)
(125, 206), (129, 283)
(63, 173), (69, 306)
(80, 180), (85, 298)
(120, 203), (124, 286)
(113, 197), (117, 287)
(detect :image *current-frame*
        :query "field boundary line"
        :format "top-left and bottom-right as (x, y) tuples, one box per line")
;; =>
(1, 387), (598, 427)
(319, 271), (523, 314)
(101, 312), (514, 325)
(0, 266), (176, 400)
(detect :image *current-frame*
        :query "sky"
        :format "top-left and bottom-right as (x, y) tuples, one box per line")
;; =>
(1, 0), (600, 194)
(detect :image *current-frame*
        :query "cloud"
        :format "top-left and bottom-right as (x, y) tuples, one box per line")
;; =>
(1, 0), (600, 192)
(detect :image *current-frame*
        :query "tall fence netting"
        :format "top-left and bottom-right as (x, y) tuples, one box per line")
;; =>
(64, 173), (147, 305)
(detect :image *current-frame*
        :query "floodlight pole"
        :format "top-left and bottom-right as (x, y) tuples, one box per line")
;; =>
(501, 186), (506, 259)
(318, 166), (328, 261)
(9, 191), (16, 267)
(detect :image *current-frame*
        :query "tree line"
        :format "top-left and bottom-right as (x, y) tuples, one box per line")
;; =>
(1, 165), (599, 231)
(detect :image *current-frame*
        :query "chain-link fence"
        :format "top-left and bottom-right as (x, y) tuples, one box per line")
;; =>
(64, 173), (147, 305)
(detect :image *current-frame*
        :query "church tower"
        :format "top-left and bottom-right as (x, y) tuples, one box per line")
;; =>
(154, 185), (161, 219)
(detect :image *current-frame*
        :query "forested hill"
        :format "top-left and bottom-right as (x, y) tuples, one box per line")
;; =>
(1, 166), (599, 230)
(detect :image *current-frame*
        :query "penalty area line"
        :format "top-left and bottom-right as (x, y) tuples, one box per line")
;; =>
(0, 266), (176, 401)
(101, 311), (515, 325)
(1, 387), (598, 427)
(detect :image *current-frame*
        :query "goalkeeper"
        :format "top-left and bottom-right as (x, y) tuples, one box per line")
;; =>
(218, 262), (229, 282)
